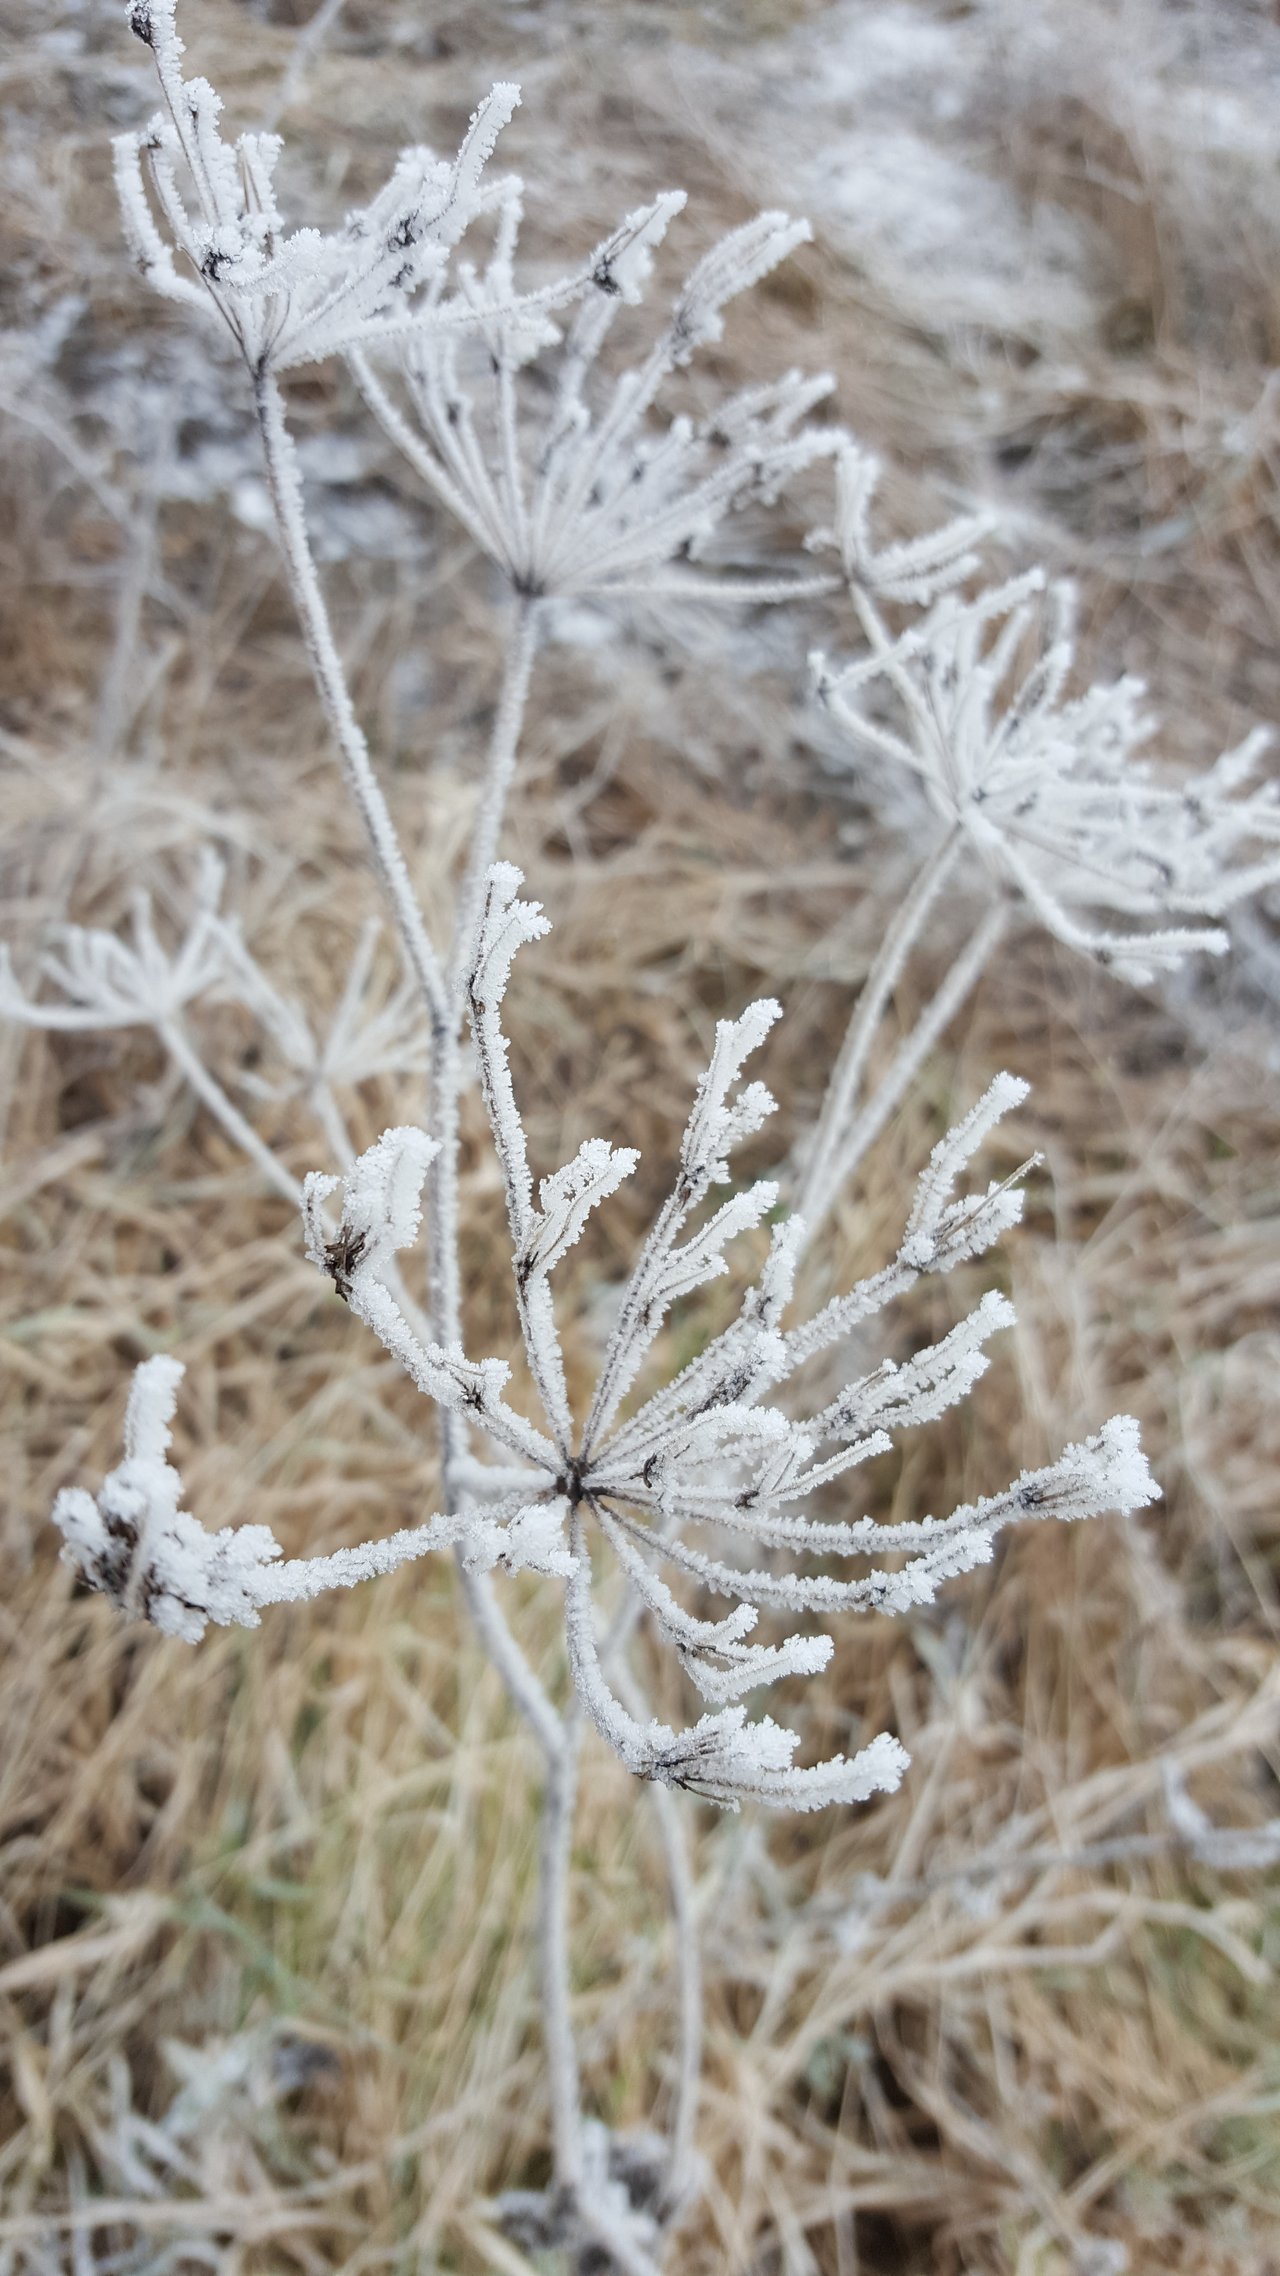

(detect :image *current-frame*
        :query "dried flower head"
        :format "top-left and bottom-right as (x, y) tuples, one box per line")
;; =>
(57, 870), (1160, 1812)
(116, 0), (523, 373)
(815, 576), (1280, 984)
(354, 193), (839, 606)
(0, 851), (229, 1032)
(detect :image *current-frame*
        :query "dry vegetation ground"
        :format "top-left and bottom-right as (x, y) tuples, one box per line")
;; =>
(2, 2), (1280, 2270)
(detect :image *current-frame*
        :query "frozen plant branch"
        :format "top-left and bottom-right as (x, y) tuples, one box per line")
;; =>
(52, 1357), (568, 1643)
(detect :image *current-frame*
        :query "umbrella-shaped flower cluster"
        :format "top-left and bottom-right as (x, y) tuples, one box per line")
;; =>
(115, 0), (525, 375)
(55, 867), (1159, 1811)
(815, 571), (1280, 985)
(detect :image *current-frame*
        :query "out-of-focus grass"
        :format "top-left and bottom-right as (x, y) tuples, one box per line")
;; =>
(2, 2), (1279, 2270)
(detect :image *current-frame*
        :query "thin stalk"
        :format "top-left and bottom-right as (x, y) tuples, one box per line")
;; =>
(824, 899), (1008, 1202)
(793, 829), (962, 1239)
(253, 368), (450, 1037)
(448, 599), (539, 1003)
(652, 1781), (701, 2208)
(613, 1652), (701, 2208)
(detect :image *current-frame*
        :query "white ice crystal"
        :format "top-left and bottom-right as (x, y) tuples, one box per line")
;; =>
(815, 575), (1280, 983)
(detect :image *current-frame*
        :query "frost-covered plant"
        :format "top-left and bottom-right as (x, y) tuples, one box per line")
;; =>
(52, 889), (1159, 1808)
(15, 4), (1280, 2266)
(795, 449), (1280, 1233)
(116, 1), (526, 374)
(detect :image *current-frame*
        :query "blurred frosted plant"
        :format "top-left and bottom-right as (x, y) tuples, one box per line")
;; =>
(0, 860), (425, 1209)
(0, 850), (227, 1035)
(799, 572), (1280, 1231)
(816, 575), (1280, 981)
(354, 194), (839, 607)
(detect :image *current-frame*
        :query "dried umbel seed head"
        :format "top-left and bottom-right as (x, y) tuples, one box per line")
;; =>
(816, 575), (1280, 984)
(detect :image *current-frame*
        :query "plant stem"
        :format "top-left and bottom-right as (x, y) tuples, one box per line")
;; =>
(254, 362), (594, 2240)
(793, 828), (962, 1239)
(448, 599), (540, 1004)
(822, 899), (1008, 1205)
(612, 1652), (700, 2206)
(652, 1781), (700, 2206)
(539, 1701), (585, 2190)
(159, 1016), (301, 1206)
(253, 368), (450, 1039)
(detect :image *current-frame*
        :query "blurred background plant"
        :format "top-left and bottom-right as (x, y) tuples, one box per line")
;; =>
(3, 2), (1280, 2272)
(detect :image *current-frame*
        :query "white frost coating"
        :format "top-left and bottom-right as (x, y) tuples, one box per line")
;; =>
(53, 1358), (569, 1637)
(0, 852), (230, 1031)
(42, 893), (1157, 1813)
(564, 1525), (907, 1812)
(52, 1356), (281, 1640)
(530, 1140), (642, 1280)
(352, 190), (838, 607)
(817, 576), (1280, 983)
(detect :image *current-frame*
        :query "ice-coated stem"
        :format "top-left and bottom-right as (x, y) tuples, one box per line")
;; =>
(448, 598), (540, 1005)
(253, 365), (591, 2206)
(823, 898), (1008, 1204)
(653, 1780), (701, 2206)
(794, 827), (962, 1236)
(539, 1701), (585, 2190)
(253, 368), (451, 1038)
(613, 1648), (701, 2206)
(158, 1016), (302, 1207)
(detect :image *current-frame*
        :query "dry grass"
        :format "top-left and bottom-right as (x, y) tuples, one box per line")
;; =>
(2, 2), (1279, 2270)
